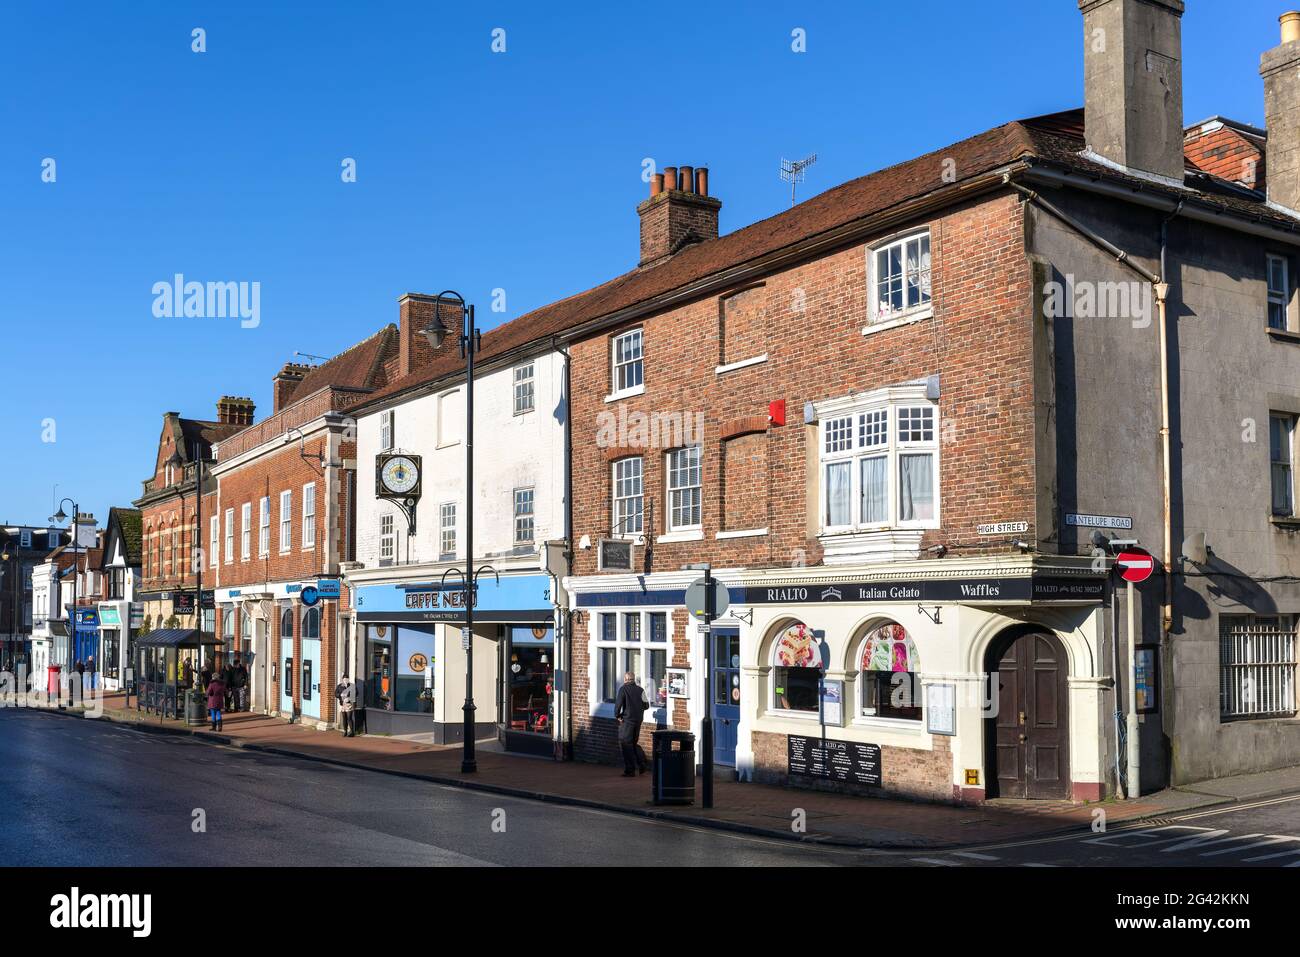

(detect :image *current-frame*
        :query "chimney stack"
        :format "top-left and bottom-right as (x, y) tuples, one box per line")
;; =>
(1261, 11), (1300, 214)
(216, 396), (255, 426)
(272, 361), (310, 413)
(637, 164), (721, 268)
(1079, 0), (1186, 183)
(398, 293), (464, 379)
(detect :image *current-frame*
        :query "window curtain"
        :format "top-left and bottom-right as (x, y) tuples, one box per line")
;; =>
(825, 462), (851, 525)
(899, 453), (934, 521)
(860, 456), (887, 523)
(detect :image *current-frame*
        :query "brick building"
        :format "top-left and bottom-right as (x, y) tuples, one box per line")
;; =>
(1, 524), (66, 675)
(210, 327), (397, 728)
(403, 0), (1297, 803)
(134, 400), (247, 669)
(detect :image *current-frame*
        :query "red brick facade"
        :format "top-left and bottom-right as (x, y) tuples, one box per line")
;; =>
(567, 190), (1038, 764)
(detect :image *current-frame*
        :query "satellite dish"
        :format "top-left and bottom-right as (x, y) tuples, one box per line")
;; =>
(1182, 532), (1210, 565)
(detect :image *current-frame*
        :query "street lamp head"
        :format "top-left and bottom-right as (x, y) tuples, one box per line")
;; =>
(0, 548), (10, 562)
(52, 507), (67, 524)
(420, 319), (449, 351)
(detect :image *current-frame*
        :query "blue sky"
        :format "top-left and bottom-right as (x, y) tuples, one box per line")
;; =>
(0, 0), (1288, 527)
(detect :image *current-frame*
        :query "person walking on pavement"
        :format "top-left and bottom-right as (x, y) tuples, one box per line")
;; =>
(614, 670), (649, 776)
(335, 673), (357, 737)
(182, 656), (194, 690)
(221, 658), (235, 712)
(231, 655), (249, 712)
(206, 670), (227, 731)
(200, 660), (213, 692)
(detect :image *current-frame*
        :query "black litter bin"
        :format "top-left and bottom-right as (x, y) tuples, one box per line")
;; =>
(651, 729), (695, 805)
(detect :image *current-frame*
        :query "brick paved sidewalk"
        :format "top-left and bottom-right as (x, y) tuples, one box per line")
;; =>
(20, 691), (1279, 849)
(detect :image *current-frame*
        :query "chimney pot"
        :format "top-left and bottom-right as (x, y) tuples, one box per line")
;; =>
(1283, 11), (1300, 44)
(650, 173), (664, 196)
(636, 162), (721, 268)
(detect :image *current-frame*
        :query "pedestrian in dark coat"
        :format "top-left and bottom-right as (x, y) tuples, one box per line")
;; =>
(200, 661), (213, 691)
(206, 674), (227, 731)
(221, 660), (235, 712)
(614, 671), (649, 776)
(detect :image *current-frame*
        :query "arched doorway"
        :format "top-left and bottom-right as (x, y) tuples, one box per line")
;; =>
(984, 627), (1070, 800)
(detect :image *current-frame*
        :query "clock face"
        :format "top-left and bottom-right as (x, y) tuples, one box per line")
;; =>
(380, 455), (419, 495)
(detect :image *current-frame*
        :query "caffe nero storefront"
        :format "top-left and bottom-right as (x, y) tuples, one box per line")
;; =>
(355, 572), (557, 752)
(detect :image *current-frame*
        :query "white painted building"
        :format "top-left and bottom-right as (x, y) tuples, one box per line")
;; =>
(96, 507), (142, 692)
(346, 299), (569, 752)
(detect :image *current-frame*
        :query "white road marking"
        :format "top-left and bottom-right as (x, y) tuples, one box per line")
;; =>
(952, 851), (1000, 861)
(911, 857), (961, 866)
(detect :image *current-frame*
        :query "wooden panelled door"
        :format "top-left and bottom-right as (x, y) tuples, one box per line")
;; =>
(991, 632), (1070, 799)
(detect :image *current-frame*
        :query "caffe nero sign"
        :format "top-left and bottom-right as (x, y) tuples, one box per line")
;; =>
(738, 575), (1104, 605)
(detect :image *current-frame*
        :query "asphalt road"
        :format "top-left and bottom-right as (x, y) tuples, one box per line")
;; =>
(2, 709), (1297, 867)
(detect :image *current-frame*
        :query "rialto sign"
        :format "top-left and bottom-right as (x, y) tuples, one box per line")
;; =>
(738, 576), (1104, 604)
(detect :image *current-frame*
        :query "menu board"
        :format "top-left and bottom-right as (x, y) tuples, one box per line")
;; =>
(787, 735), (881, 787)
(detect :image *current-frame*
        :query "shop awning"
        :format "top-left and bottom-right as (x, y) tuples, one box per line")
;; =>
(136, 628), (221, 649)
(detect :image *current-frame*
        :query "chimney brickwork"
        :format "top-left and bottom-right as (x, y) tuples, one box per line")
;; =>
(1261, 11), (1300, 213)
(398, 293), (465, 379)
(1079, 0), (1186, 183)
(272, 361), (310, 413)
(637, 165), (721, 268)
(216, 396), (255, 426)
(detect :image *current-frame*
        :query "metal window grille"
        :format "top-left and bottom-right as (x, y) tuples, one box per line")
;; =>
(1220, 615), (1297, 719)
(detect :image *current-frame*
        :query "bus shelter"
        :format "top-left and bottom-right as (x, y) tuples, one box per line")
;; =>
(135, 628), (220, 718)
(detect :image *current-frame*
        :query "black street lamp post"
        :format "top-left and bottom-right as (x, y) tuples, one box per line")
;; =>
(51, 498), (79, 706)
(421, 291), (482, 773)
(167, 441), (206, 644)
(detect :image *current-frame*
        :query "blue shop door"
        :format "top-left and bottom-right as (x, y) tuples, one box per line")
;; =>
(281, 641), (295, 715)
(301, 638), (321, 720)
(711, 629), (741, 766)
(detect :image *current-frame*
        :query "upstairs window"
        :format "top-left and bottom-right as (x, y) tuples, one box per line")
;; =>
(258, 496), (270, 557)
(380, 410), (395, 451)
(1271, 412), (1296, 517)
(302, 483), (316, 548)
(379, 514), (394, 565)
(279, 490), (292, 551)
(224, 509), (234, 563)
(666, 446), (702, 531)
(209, 516), (218, 568)
(870, 230), (931, 324)
(612, 457), (644, 537)
(513, 362), (535, 415)
(440, 503), (456, 561)
(514, 488), (535, 544)
(612, 329), (644, 395)
(240, 503), (251, 560)
(1268, 253), (1290, 331)
(819, 396), (939, 532)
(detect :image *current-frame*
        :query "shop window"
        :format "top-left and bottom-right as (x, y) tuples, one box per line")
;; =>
(506, 625), (554, 734)
(595, 610), (669, 721)
(857, 621), (922, 721)
(771, 622), (823, 714)
(365, 624), (436, 714)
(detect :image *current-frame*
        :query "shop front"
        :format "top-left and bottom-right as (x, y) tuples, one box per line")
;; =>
(72, 608), (99, 689)
(95, 601), (141, 692)
(354, 573), (556, 746)
(571, 557), (1111, 804)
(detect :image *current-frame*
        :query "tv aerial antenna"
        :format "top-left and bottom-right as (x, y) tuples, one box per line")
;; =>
(780, 153), (818, 206)
(294, 350), (328, 365)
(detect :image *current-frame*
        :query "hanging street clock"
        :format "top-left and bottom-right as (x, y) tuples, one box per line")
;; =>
(375, 453), (423, 533)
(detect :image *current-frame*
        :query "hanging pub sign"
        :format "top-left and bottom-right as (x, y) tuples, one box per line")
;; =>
(787, 735), (881, 787)
(597, 538), (633, 572)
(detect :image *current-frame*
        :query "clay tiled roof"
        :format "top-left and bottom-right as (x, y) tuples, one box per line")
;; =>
(353, 108), (1299, 410)
(280, 324), (398, 405)
(103, 507), (143, 567)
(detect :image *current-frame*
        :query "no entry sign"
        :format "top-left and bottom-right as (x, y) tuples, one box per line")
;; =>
(1115, 547), (1156, 583)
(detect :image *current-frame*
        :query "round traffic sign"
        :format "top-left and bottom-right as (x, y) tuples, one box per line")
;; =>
(1115, 548), (1156, 583)
(686, 579), (730, 621)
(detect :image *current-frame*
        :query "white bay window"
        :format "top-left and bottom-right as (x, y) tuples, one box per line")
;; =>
(817, 387), (940, 539)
